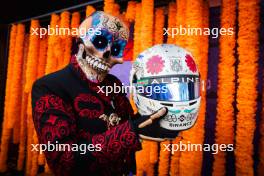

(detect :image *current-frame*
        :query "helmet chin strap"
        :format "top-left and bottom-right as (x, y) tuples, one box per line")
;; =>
(76, 44), (107, 83)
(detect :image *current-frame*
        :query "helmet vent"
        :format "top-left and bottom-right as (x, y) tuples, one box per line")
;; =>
(189, 101), (197, 106)
(160, 103), (173, 107)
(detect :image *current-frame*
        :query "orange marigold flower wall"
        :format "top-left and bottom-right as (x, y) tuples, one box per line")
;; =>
(178, 0), (206, 175)
(17, 35), (29, 171)
(235, 0), (260, 175)
(213, 0), (236, 175)
(0, 24), (17, 172)
(86, 5), (96, 17)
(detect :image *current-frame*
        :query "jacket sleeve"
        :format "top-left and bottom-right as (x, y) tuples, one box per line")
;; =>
(32, 79), (141, 176)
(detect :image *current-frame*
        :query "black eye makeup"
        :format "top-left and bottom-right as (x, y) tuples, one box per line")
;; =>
(110, 40), (127, 58)
(90, 30), (112, 51)
(91, 35), (108, 50)
(111, 43), (121, 57)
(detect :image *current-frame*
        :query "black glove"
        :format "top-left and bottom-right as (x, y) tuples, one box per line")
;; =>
(131, 107), (179, 141)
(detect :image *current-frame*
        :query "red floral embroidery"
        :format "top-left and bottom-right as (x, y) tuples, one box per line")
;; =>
(41, 124), (57, 144)
(60, 148), (75, 163)
(146, 55), (165, 74)
(74, 93), (104, 119)
(108, 140), (122, 155)
(56, 119), (71, 138)
(46, 115), (58, 125)
(93, 134), (106, 144)
(33, 95), (75, 133)
(91, 121), (141, 164)
(185, 54), (197, 72)
(78, 129), (92, 140)
(120, 131), (137, 147)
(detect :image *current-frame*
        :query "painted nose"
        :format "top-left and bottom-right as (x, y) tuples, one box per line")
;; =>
(103, 50), (111, 59)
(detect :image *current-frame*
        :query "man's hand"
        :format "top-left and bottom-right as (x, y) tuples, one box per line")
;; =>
(131, 107), (179, 141)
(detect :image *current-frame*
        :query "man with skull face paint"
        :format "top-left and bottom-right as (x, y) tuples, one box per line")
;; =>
(31, 11), (169, 176)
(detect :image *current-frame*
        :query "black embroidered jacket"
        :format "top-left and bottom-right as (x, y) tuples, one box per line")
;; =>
(31, 56), (141, 176)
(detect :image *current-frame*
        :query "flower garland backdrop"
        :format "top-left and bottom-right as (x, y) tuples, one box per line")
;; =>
(0, 24), (26, 172)
(213, 0), (236, 175)
(235, 0), (260, 175)
(178, 0), (206, 175)
(0, 24), (17, 172)
(0, 0), (263, 175)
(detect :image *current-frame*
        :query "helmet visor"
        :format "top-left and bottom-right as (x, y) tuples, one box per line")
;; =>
(133, 75), (200, 102)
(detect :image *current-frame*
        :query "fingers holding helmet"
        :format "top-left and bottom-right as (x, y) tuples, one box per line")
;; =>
(138, 107), (168, 128)
(131, 107), (169, 142)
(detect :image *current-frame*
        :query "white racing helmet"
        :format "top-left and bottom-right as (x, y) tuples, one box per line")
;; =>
(130, 44), (201, 131)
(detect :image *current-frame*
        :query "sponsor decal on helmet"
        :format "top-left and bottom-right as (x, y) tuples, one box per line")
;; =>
(146, 55), (165, 74)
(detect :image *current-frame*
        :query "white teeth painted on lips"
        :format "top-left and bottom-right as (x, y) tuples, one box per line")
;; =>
(93, 63), (98, 69)
(90, 60), (95, 65)
(94, 61), (98, 66)
(86, 57), (91, 62)
(85, 54), (110, 73)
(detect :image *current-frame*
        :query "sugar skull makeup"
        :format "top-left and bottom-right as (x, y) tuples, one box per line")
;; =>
(76, 11), (129, 82)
